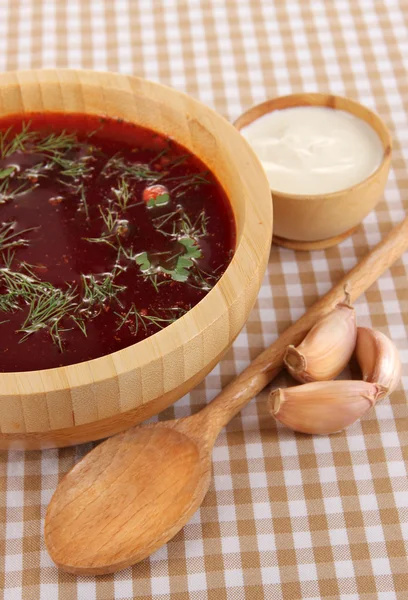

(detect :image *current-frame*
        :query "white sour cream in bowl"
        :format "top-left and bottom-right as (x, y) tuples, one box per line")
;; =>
(240, 106), (384, 195)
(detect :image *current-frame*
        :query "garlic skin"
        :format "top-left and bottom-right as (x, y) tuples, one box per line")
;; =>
(355, 327), (401, 397)
(283, 303), (357, 383)
(269, 380), (385, 435)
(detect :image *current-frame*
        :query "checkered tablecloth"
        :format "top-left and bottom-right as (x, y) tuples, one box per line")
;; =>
(1, 1), (407, 598)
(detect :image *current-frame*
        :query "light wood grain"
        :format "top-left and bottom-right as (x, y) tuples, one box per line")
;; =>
(273, 226), (358, 251)
(45, 216), (408, 575)
(0, 69), (273, 449)
(234, 93), (392, 243)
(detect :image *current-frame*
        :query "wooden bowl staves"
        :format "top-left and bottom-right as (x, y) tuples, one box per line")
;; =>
(0, 69), (272, 450)
(234, 93), (392, 249)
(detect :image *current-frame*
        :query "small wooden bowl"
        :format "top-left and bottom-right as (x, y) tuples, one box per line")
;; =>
(234, 93), (392, 249)
(0, 69), (273, 450)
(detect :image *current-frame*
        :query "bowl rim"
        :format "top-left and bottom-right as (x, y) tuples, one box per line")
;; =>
(233, 92), (392, 201)
(0, 68), (273, 394)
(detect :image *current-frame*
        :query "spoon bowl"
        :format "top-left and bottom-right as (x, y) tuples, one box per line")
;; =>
(45, 418), (212, 575)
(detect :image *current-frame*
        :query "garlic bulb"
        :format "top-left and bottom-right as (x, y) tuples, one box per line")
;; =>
(355, 327), (401, 397)
(268, 380), (385, 435)
(283, 303), (357, 383)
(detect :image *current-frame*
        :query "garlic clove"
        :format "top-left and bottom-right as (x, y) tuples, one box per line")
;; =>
(355, 327), (401, 397)
(283, 303), (357, 383)
(268, 380), (385, 435)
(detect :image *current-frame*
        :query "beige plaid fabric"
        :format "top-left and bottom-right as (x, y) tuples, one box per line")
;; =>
(1, 0), (408, 598)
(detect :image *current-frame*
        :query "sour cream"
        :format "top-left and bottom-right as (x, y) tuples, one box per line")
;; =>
(240, 106), (384, 195)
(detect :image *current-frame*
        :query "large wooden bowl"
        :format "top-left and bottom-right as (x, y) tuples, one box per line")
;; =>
(234, 93), (392, 249)
(0, 70), (272, 450)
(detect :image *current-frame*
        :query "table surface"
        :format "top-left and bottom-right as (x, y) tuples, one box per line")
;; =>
(1, 1), (407, 599)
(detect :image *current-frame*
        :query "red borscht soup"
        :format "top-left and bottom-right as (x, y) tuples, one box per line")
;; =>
(0, 114), (235, 372)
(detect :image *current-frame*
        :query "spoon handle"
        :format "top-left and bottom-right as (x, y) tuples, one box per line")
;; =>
(200, 217), (408, 438)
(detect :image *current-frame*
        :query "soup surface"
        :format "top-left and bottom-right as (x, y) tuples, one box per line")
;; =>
(0, 113), (235, 372)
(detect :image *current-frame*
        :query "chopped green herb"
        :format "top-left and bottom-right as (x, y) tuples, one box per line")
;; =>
(152, 207), (209, 240)
(112, 178), (133, 211)
(18, 284), (80, 350)
(0, 292), (19, 314)
(166, 172), (210, 197)
(135, 251), (151, 272)
(0, 258), (130, 349)
(0, 123), (96, 210)
(0, 166), (17, 179)
(147, 192), (170, 208)
(0, 222), (38, 253)
(115, 304), (190, 336)
(81, 272), (126, 313)
(56, 155), (94, 182)
(0, 123), (81, 160)
(0, 123), (36, 158)
(103, 155), (160, 182)
(133, 235), (203, 288)
(163, 236), (202, 282)
(0, 176), (35, 204)
(30, 129), (79, 157)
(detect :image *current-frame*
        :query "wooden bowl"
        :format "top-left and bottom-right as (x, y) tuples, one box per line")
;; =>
(0, 69), (272, 450)
(234, 93), (392, 249)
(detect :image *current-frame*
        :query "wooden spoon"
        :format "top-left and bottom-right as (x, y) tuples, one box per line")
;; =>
(45, 217), (408, 575)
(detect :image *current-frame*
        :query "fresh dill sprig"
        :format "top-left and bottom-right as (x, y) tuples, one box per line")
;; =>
(0, 176), (35, 204)
(186, 266), (215, 291)
(115, 303), (146, 336)
(151, 209), (179, 236)
(0, 222), (38, 253)
(81, 272), (126, 313)
(84, 206), (130, 247)
(0, 291), (19, 314)
(152, 207), (209, 240)
(103, 154), (161, 182)
(56, 155), (94, 181)
(0, 124), (80, 160)
(18, 284), (80, 350)
(0, 260), (129, 349)
(111, 177), (142, 211)
(23, 162), (54, 181)
(0, 123), (36, 158)
(140, 312), (180, 329)
(100, 206), (118, 234)
(185, 262), (224, 292)
(142, 271), (168, 293)
(85, 207), (118, 245)
(180, 210), (209, 238)
(33, 130), (79, 157)
(0, 262), (86, 349)
(0, 124), (83, 163)
(1, 249), (15, 269)
(83, 235), (116, 249)
(80, 184), (89, 219)
(0, 263), (44, 298)
(115, 304), (190, 336)
(0, 124), (96, 212)
(112, 178), (134, 211)
(163, 172), (210, 197)
(54, 155), (95, 218)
